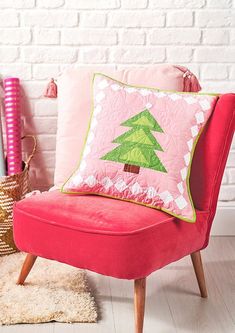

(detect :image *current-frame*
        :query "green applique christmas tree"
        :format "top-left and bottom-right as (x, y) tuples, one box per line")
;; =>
(101, 109), (167, 174)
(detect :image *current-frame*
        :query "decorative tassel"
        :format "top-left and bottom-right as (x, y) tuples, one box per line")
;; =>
(44, 78), (57, 98)
(175, 65), (201, 92)
(189, 73), (201, 92)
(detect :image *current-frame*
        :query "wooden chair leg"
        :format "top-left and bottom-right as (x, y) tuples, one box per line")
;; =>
(190, 251), (208, 298)
(134, 278), (146, 333)
(17, 253), (37, 285)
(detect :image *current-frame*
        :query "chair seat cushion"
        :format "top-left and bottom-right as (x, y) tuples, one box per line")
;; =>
(13, 190), (209, 279)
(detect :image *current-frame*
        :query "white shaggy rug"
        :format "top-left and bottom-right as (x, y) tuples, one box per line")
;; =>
(0, 253), (97, 325)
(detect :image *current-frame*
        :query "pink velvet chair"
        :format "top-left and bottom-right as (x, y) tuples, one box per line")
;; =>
(13, 93), (235, 333)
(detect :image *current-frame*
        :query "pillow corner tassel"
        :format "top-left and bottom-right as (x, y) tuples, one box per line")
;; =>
(44, 78), (57, 98)
(174, 65), (202, 93)
(183, 70), (202, 93)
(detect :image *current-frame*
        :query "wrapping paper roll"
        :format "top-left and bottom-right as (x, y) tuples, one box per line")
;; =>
(0, 93), (6, 176)
(4, 77), (22, 175)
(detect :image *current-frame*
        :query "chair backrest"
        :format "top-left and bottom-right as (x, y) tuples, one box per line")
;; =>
(190, 94), (235, 236)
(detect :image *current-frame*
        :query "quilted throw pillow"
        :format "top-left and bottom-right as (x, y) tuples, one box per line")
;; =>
(62, 74), (218, 222)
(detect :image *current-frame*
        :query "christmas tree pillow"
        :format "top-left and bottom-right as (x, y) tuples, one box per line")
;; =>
(62, 73), (218, 222)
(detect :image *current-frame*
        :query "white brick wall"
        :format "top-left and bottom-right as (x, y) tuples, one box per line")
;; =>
(0, 0), (234, 208)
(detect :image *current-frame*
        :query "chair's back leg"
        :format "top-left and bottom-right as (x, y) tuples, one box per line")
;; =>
(17, 253), (37, 285)
(190, 251), (208, 298)
(134, 278), (146, 333)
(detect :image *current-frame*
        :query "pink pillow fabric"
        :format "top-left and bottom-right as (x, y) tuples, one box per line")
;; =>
(62, 74), (217, 222)
(55, 65), (201, 185)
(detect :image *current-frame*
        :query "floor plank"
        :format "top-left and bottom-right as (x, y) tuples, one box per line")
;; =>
(159, 252), (235, 333)
(1, 323), (55, 333)
(203, 237), (235, 325)
(109, 273), (176, 333)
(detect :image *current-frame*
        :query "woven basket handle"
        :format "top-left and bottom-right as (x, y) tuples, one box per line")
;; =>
(22, 135), (37, 168)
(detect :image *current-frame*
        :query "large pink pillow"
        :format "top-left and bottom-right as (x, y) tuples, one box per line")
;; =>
(55, 65), (201, 185)
(62, 74), (217, 222)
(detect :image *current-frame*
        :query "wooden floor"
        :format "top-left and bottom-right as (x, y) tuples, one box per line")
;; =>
(1, 237), (235, 333)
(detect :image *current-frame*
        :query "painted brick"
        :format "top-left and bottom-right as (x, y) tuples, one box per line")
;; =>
(232, 138), (235, 149)
(206, 0), (232, 8)
(110, 47), (165, 63)
(0, 11), (19, 27)
(34, 167), (55, 185)
(222, 172), (228, 185)
(36, 135), (57, 151)
(201, 64), (228, 80)
(21, 82), (46, 98)
(219, 186), (235, 201)
(22, 46), (78, 63)
(167, 47), (193, 62)
(232, 13), (235, 27)
(227, 152), (235, 167)
(201, 81), (235, 93)
(167, 11), (194, 27)
(62, 29), (117, 45)
(24, 117), (58, 134)
(35, 100), (58, 116)
(231, 30), (235, 44)
(34, 28), (60, 45)
(149, 0), (205, 8)
(150, 29), (201, 44)
(195, 11), (231, 27)
(65, 0), (120, 9)
(80, 47), (107, 63)
(20, 99), (35, 117)
(21, 10), (78, 27)
(120, 30), (146, 45)
(0, 0), (35, 8)
(33, 64), (60, 80)
(228, 169), (235, 183)
(194, 47), (235, 62)
(202, 30), (229, 45)
(33, 151), (56, 168)
(80, 13), (107, 27)
(0, 47), (19, 62)
(108, 11), (165, 27)
(0, 63), (31, 80)
(230, 67), (235, 79)
(0, 28), (31, 45)
(37, 0), (64, 8)
(121, 0), (148, 9)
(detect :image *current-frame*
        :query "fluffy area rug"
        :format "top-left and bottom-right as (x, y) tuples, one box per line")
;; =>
(0, 253), (97, 325)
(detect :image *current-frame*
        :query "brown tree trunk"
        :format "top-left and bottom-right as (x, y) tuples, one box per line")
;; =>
(124, 164), (140, 174)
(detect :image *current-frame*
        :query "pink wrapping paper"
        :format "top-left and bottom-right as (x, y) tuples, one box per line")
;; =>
(4, 77), (22, 175)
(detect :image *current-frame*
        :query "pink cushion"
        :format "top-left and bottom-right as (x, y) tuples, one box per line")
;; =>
(62, 74), (217, 222)
(14, 190), (208, 279)
(55, 65), (200, 185)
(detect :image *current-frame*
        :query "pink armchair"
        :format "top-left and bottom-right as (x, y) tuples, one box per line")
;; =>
(13, 93), (235, 333)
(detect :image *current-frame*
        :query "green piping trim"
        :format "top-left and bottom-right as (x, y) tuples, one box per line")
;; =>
(61, 73), (218, 223)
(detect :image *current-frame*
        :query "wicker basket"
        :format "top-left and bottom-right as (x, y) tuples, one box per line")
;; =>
(0, 135), (36, 256)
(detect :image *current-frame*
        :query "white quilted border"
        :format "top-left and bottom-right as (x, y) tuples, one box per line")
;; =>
(75, 77), (212, 212)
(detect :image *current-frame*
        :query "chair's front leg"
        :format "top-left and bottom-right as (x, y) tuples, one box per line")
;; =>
(17, 253), (37, 285)
(191, 251), (208, 298)
(134, 278), (146, 333)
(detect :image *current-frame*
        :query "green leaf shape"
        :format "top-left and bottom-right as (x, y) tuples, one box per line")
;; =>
(113, 127), (163, 151)
(101, 142), (167, 173)
(121, 109), (163, 132)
